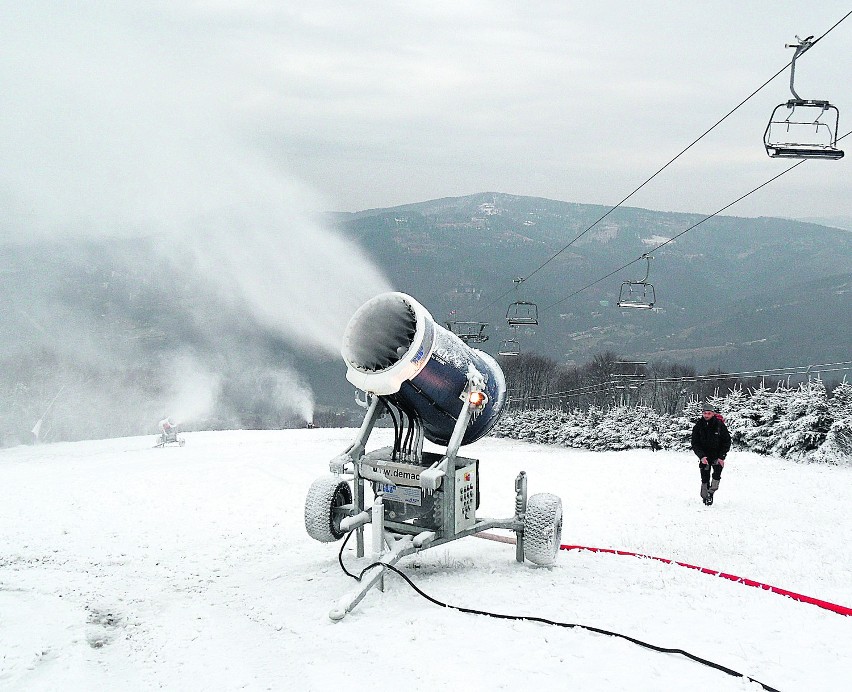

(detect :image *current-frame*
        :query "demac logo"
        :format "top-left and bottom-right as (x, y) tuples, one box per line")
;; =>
(411, 320), (434, 366)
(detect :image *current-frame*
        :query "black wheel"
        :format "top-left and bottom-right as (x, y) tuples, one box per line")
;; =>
(305, 475), (353, 542)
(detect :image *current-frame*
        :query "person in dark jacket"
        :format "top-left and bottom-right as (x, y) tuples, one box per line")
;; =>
(691, 402), (731, 505)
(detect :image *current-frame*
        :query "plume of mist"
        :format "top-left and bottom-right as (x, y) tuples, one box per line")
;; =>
(267, 368), (315, 424)
(0, 4), (394, 438)
(176, 175), (391, 358)
(162, 355), (222, 426)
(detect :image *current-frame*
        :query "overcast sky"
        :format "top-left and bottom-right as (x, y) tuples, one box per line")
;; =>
(2, 1), (851, 236)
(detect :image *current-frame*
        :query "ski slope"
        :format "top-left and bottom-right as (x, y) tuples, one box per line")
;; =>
(2, 429), (851, 691)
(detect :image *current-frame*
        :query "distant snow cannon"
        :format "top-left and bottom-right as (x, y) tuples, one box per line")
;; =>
(304, 292), (563, 622)
(341, 292), (507, 446)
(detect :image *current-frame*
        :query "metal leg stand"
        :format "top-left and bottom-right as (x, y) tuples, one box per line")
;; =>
(329, 395), (383, 559)
(514, 471), (527, 563)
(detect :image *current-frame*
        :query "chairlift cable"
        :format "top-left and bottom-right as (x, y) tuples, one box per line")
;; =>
(469, 9), (852, 322)
(544, 127), (851, 311)
(527, 363), (852, 402)
(523, 361), (852, 402)
(512, 381), (614, 402)
(647, 365), (852, 385)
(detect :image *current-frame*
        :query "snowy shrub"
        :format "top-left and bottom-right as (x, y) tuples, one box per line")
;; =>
(720, 386), (750, 445)
(494, 380), (848, 463)
(738, 385), (780, 455)
(828, 381), (852, 419)
(770, 380), (832, 458)
(809, 418), (852, 465)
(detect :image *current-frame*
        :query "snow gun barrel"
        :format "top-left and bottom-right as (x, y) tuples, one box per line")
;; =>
(341, 292), (507, 446)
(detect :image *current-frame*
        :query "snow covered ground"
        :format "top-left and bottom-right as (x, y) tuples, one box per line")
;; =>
(2, 429), (851, 691)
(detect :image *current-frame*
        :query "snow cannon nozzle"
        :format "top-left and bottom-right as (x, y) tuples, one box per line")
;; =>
(340, 292), (507, 447)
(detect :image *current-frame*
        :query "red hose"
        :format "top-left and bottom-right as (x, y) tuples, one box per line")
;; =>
(560, 544), (852, 617)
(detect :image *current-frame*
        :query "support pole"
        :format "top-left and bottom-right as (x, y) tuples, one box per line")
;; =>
(514, 471), (527, 563)
(372, 493), (385, 591)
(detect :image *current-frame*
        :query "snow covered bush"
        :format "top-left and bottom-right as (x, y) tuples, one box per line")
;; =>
(493, 380), (850, 464)
(771, 380), (832, 459)
(810, 381), (852, 465)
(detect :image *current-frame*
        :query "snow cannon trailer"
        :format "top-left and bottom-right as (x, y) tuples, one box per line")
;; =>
(304, 292), (563, 621)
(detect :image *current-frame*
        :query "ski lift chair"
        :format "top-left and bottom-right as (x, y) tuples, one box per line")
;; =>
(616, 255), (656, 309)
(505, 277), (539, 326)
(498, 337), (520, 356)
(506, 301), (539, 326)
(446, 321), (489, 343)
(764, 101), (844, 159)
(617, 282), (656, 309)
(764, 36), (844, 160)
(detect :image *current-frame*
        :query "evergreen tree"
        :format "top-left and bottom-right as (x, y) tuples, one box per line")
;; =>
(772, 380), (832, 458)
(719, 386), (749, 446)
(811, 379), (852, 464)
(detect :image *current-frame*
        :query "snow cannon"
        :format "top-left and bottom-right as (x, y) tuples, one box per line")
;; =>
(341, 292), (507, 446)
(304, 292), (563, 622)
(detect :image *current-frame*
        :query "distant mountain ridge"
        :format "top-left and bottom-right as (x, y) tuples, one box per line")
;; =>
(1, 192), (850, 431)
(795, 216), (852, 232)
(332, 192), (852, 373)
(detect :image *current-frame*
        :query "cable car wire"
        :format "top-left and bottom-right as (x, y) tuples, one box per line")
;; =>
(470, 8), (852, 322)
(521, 360), (852, 403)
(544, 127), (850, 311)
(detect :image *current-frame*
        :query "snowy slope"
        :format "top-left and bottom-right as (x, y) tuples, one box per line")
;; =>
(2, 430), (851, 691)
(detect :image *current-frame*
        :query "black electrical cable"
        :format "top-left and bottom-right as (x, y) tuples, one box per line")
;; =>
(403, 404), (415, 457)
(391, 394), (417, 457)
(338, 529), (360, 579)
(335, 533), (781, 691)
(382, 399), (401, 460)
(470, 8), (852, 322)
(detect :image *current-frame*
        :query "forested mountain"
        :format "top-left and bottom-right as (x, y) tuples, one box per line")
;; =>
(334, 192), (852, 370)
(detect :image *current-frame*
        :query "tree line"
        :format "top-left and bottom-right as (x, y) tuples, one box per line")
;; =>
(499, 350), (846, 415)
(493, 378), (852, 463)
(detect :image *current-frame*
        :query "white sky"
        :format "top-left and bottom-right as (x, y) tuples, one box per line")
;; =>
(1, 1), (851, 234)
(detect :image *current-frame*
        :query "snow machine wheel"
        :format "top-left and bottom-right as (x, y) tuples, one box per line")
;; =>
(305, 475), (353, 543)
(523, 493), (563, 566)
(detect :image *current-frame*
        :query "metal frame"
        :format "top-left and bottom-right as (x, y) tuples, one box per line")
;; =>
(617, 255), (656, 309)
(765, 101), (843, 159)
(498, 324), (521, 356)
(764, 36), (844, 160)
(323, 371), (529, 621)
(155, 430), (185, 447)
(446, 320), (490, 343)
(498, 337), (521, 356)
(506, 277), (539, 326)
(506, 300), (539, 326)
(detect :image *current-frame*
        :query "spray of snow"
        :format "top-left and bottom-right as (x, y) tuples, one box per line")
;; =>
(269, 368), (315, 424)
(178, 176), (391, 358)
(0, 4), (392, 426)
(163, 356), (222, 426)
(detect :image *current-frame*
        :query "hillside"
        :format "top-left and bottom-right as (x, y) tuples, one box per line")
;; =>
(1, 193), (850, 441)
(333, 193), (851, 370)
(2, 430), (851, 690)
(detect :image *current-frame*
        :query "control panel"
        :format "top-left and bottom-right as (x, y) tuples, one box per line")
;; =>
(454, 462), (477, 533)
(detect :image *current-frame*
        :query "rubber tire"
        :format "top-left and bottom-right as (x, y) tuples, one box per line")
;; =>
(523, 493), (563, 566)
(305, 475), (353, 543)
